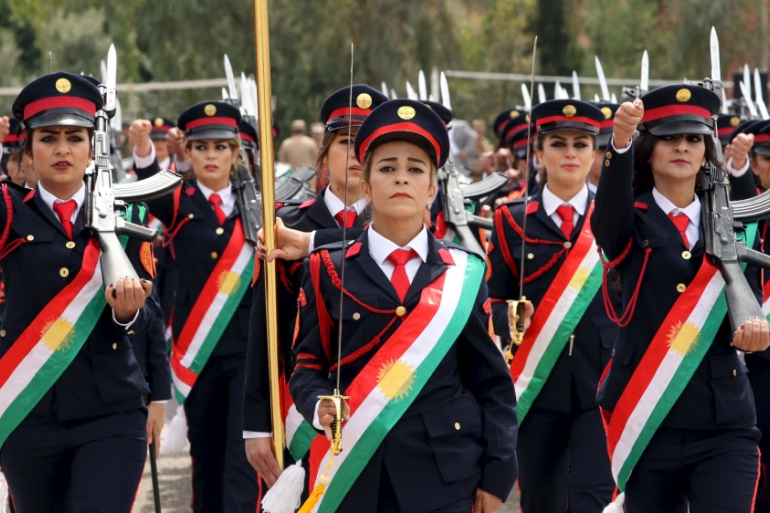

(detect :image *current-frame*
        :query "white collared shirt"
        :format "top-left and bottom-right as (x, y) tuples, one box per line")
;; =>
(587, 181), (597, 194)
(323, 185), (368, 222)
(37, 181), (86, 223)
(196, 180), (236, 218)
(541, 183), (588, 228)
(651, 187), (701, 249)
(367, 225), (428, 283)
(133, 144), (188, 173)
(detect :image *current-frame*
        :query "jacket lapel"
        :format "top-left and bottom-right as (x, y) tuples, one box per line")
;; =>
(306, 189), (340, 230)
(31, 188), (71, 239)
(349, 231), (402, 304)
(188, 181), (220, 225)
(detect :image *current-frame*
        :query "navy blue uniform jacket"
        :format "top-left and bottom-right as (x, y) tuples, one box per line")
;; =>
(591, 145), (762, 430)
(290, 230), (518, 513)
(0, 181), (160, 421)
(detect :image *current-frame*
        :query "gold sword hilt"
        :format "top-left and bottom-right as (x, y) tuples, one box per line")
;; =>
(505, 297), (529, 365)
(318, 390), (350, 456)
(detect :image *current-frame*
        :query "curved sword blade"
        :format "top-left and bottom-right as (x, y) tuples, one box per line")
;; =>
(710, 27), (720, 81)
(595, 56), (610, 101)
(641, 50), (649, 91)
(418, 69), (428, 101)
(572, 71), (581, 100)
(440, 71), (452, 111)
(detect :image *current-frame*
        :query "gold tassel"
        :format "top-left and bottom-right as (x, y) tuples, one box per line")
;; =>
(297, 450), (335, 512)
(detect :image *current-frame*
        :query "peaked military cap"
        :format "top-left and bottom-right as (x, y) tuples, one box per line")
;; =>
(239, 119), (258, 148)
(423, 100), (453, 125)
(494, 108), (528, 140)
(177, 101), (241, 141)
(354, 99), (450, 169)
(150, 116), (176, 140)
(13, 71), (103, 130)
(320, 84), (389, 132)
(2, 118), (23, 153)
(589, 102), (620, 147)
(639, 84), (720, 136)
(531, 99), (603, 136)
(716, 114), (743, 145)
(501, 116), (530, 159)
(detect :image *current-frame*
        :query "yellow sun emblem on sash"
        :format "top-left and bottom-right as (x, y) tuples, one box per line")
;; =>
(377, 358), (416, 401)
(568, 267), (590, 290)
(217, 270), (241, 295)
(667, 321), (699, 355)
(41, 318), (75, 352)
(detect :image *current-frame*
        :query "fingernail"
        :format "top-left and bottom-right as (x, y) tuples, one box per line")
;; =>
(141, 279), (148, 283)
(740, 325), (745, 330)
(108, 283), (114, 288)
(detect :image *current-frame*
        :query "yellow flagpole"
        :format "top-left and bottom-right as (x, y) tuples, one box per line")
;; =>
(252, 0), (284, 470)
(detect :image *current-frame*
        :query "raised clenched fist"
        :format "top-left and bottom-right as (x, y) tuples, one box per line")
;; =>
(0, 116), (10, 142)
(726, 133), (754, 171)
(128, 119), (153, 158)
(166, 127), (188, 162)
(612, 100), (644, 149)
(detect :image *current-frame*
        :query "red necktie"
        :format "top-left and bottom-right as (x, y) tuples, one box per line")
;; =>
(209, 193), (227, 225)
(668, 213), (690, 248)
(53, 200), (77, 240)
(556, 205), (575, 239)
(387, 249), (418, 302)
(334, 209), (358, 229)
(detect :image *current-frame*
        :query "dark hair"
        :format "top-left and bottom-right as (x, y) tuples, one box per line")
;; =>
(314, 129), (336, 177)
(631, 131), (720, 197)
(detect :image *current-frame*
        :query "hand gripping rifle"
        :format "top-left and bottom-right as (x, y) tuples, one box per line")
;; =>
(695, 28), (770, 333)
(437, 72), (507, 257)
(85, 45), (182, 288)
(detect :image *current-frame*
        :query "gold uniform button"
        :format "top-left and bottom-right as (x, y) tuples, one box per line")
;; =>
(26, 234), (34, 241)
(66, 241), (76, 249)
(395, 306), (407, 317)
(0, 330), (6, 337)
(59, 268), (69, 278)
(642, 239), (649, 247)
(604, 159), (610, 167)
(676, 283), (686, 293)
(112, 343), (117, 350)
(454, 422), (461, 430)
(527, 253), (534, 259)
(563, 241), (572, 249)
(733, 369), (737, 377)
(682, 251), (691, 260)
(211, 252), (218, 259)
(606, 152), (612, 159)
(216, 227), (224, 235)
(188, 213), (194, 219)
(127, 330), (135, 335)
(352, 312), (361, 321)
(611, 349), (616, 357)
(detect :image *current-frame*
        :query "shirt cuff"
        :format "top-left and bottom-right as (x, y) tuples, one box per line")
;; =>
(727, 156), (750, 177)
(611, 136), (632, 154)
(308, 231), (317, 254)
(112, 308), (140, 330)
(175, 158), (191, 173)
(133, 145), (156, 169)
(243, 431), (272, 439)
(313, 399), (323, 430)
(150, 400), (168, 404)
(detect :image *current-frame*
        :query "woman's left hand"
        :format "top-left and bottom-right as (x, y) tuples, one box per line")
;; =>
(731, 317), (770, 353)
(473, 488), (502, 512)
(106, 278), (153, 323)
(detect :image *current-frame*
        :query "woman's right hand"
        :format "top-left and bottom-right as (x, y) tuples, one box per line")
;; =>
(256, 217), (312, 262)
(731, 317), (770, 353)
(318, 397), (350, 441)
(613, 100), (645, 149)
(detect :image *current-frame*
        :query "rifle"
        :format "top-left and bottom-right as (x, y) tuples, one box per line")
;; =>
(85, 45), (182, 288)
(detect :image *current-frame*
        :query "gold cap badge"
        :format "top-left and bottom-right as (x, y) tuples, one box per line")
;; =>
(730, 116), (740, 127)
(601, 107), (612, 120)
(154, 117), (164, 127)
(204, 104), (217, 116)
(676, 88), (692, 103)
(55, 78), (71, 93)
(356, 93), (372, 109)
(397, 105), (416, 120)
(562, 105), (577, 117)
(510, 110), (519, 119)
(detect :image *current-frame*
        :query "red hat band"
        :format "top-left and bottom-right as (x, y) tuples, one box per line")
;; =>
(185, 116), (238, 131)
(717, 126), (735, 136)
(23, 96), (97, 120)
(240, 132), (255, 143)
(642, 105), (712, 124)
(755, 134), (770, 144)
(359, 122), (441, 167)
(2, 134), (20, 144)
(536, 115), (600, 131)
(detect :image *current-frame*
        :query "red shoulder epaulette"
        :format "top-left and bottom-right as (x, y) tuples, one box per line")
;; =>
(634, 202), (648, 211)
(23, 189), (36, 203)
(299, 199), (315, 210)
(526, 201), (539, 215)
(275, 202), (285, 210)
(185, 187), (196, 197)
(438, 248), (455, 265)
(346, 242), (362, 259)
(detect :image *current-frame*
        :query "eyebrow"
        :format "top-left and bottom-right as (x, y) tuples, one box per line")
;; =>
(550, 134), (589, 141)
(40, 128), (85, 135)
(376, 156), (398, 164)
(407, 157), (427, 165)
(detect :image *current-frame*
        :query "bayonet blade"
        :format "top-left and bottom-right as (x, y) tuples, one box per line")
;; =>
(100, 60), (108, 85)
(755, 68), (769, 120)
(641, 50), (649, 91)
(572, 71), (581, 100)
(105, 44), (117, 113)
(418, 70), (427, 101)
(595, 56), (610, 101)
(537, 83), (546, 104)
(406, 81), (418, 100)
(224, 54), (238, 102)
(248, 77), (258, 119)
(744, 64), (752, 100)
(222, 87), (229, 101)
(740, 81), (759, 117)
(241, 73), (255, 115)
(110, 97), (122, 134)
(440, 71), (452, 111)
(381, 81), (389, 97)
(554, 81), (561, 99)
(611, 93), (618, 104)
(722, 89), (729, 115)
(521, 84), (531, 110)
(390, 88), (397, 100)
(594, 94), (600, 102)
(710, 27), (720, 81)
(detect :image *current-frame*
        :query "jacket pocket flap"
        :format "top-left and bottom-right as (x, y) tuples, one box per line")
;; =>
(709, 353), (747, 378)
(422, 396), (482, 438)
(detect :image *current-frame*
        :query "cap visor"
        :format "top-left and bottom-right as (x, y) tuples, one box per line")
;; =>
(646, 121), (713, 136)
(150, 133), (168, 141)
(26, 113), (94, 129)
(754, 144), (770, 156)
(187, 128), (237, 141)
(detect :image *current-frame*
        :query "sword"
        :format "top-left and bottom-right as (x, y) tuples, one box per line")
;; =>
(595, 55), (610, 101)
(505, 36), (536, 365)
(572, 71), (581, 100)
(418, 69), (428, 101)
(754, 68), (769, 120)
(521, 84), (531, 111)
(149, 440), (162, 513)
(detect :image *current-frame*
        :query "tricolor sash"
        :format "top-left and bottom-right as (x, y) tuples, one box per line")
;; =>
(0, 240), (106, 448)
(605, 224), (756, 492)
(292, 248), (484, 513)
(510, 201), (603, 422)
(762, 279), (770, 319)
(170, 218), (254, 403)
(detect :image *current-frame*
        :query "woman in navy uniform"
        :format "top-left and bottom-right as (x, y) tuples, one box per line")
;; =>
(486, 99), (616, 513)
(290, 99), (518, 513)
(133, 101), (259, 512)
(593, 85), (770, 512)
(0, 72), (160, 512)
(242, 84), (388, 485)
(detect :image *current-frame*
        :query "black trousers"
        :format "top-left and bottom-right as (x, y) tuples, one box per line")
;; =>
(1, 409), (146, 513)
(377, 463), (474, 513)
(517, 406), (614, 513)
(747, 356), (770, 512)
(185, 353), (259, 513)
(625, 427), (760, 513)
